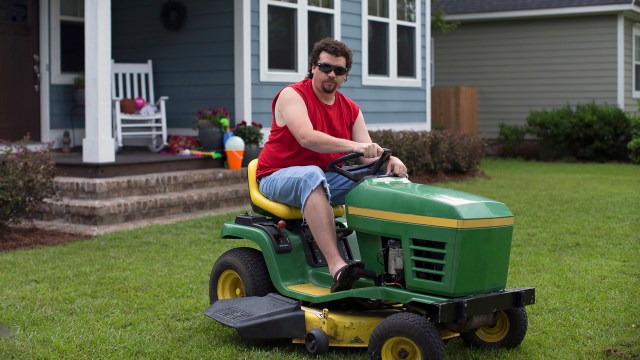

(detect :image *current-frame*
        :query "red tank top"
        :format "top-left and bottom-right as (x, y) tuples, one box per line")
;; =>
(256, 79), (360, 179)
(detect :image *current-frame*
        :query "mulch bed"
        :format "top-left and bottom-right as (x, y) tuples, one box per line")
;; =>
(0, 227), (91, 252)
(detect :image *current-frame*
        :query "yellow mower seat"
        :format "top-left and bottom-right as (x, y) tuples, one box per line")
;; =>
(247, 159), (345, 220)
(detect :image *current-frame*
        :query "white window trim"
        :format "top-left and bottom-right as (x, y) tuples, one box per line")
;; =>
(259, 0), (341, 83)
(50, 0), (84, 85)
(632, 25), (640, 99)
(361, 0), (421, 87)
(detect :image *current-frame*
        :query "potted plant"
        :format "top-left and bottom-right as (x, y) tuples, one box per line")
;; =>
(233, 120), (264, 166)
(73, 73), (85, 106)
(193, 106), (228, 151)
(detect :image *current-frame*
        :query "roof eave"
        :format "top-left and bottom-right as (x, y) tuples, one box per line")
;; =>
(444, 4), (640, 22)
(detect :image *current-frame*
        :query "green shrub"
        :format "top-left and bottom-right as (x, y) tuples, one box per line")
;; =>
(497, 123), (529, 157)
(526, 105), (574, 160)
(569, 102), (630, 161)
(526, 102), (632, 161)
(628, 115), (640, 164)
(0, 140), (57, 227)
(369, 130), (484, 176)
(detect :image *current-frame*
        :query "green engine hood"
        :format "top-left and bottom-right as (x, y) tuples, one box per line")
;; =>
(345, 177), (513, 223)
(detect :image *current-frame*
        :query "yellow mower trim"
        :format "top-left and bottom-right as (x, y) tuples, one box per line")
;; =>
(347, 206), (514, 229)
(288, 283), (331, 296)
(292, 307), (388, 348)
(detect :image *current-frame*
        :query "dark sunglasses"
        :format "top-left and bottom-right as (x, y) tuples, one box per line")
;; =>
(316, 63), (348, 76)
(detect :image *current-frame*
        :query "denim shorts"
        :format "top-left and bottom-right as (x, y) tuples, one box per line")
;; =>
(258, 166), (363, 212)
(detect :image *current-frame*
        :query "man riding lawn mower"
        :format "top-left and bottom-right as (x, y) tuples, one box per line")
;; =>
(204, 151), (536, 359)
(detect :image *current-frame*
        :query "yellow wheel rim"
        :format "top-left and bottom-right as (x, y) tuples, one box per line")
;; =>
(381, 336), (422, 360)
(217, 269), (245, 299)
(475, 311), (510, 343)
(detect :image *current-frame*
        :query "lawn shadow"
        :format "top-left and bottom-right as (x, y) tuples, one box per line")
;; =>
(232, 336), (368, 357)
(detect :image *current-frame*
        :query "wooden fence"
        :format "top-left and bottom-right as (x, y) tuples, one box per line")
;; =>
(431, 86), (478, 134)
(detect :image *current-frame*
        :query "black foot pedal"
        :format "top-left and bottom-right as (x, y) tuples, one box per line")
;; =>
(355, 268), (381, 286)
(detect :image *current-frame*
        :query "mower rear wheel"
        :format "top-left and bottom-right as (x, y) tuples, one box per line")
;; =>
(460, 307), (528, 349)
(368, 312), (444, 360)
(209, 247), (275, 304)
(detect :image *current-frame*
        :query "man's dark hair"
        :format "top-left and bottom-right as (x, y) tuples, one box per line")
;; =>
(306, 37), (353, 79)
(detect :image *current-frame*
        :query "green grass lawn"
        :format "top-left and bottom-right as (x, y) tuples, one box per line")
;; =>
(1, 159), (638, 359)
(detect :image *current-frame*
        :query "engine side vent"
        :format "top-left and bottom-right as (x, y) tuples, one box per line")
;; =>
(411, 238), (447, 283)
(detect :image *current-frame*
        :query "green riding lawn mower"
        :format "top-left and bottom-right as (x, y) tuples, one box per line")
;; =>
(204, 151), (535, 359)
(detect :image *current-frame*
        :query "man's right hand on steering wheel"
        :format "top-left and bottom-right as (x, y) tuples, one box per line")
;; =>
(351, 143), (407, 177)
(327, 149), (391, 182)
(353, 142), (384, 158)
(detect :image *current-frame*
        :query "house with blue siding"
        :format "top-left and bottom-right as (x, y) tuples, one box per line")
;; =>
(1, 0), (432, 163)
(432, 0), (640, 138)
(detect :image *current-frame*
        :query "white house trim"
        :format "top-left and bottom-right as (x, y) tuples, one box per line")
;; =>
(39, 0), (51, 144)
(234, 0), (252, 122)
(262, 122), (430, 138)
(444, 5), (638, 22)
(633, 24), (640, 99)
(82, 0), (114, 163)
(368, 122), (430, 131)
(618, 14), (625, 108)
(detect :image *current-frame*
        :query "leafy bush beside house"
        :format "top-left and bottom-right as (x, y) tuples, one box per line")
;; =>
(570, 102), (631, 160)
(369, 130), (484, 177)
(526, 105), (576, 160)
(527, 102), (631, 161)
(496, 122), (533, 158)
(628, 115), (640, 164)
(0, 140), (57, 228)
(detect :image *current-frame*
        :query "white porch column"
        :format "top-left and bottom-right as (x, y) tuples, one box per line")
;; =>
(82, 0), (115, 163)
(234, 0), (252, 122)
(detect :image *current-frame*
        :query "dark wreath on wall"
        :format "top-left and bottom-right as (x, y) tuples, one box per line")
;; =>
(161, 1), (187, 32)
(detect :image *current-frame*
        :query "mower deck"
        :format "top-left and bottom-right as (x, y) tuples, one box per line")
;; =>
(204, 293), (306, 339)
(205, 286), (535, 341)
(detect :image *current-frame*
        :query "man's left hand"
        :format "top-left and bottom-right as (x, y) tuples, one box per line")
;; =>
(386, 156), (408, 178)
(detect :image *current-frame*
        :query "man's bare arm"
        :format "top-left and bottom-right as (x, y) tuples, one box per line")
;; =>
(275, 87), (381, 157)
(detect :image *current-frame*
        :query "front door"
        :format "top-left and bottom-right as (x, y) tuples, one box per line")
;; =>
(0, 0), (40, 142)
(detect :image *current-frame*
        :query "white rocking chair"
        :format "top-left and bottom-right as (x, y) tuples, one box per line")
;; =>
(111, 59), (168, 152)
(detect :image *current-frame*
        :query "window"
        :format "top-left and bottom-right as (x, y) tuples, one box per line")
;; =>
(51, 0), (84, 85)
(633, 26), (640, 98)
(363, 0), (421, 87)
(260, 0), (341, 83)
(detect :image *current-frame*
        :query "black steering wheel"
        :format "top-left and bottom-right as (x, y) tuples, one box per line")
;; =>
(327, 149), (391, 182)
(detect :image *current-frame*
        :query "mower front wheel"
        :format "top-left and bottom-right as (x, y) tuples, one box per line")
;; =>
(304, 328), (329, 355)
(460, 307), (528, 349)
(209, 247), (275, 304)
(368, 312), (444, 360)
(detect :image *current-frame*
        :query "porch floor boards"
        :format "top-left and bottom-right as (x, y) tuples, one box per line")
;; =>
(53, 147), (225, 178)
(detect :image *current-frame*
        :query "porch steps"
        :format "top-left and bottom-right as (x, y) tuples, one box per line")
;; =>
(32, 168), (251, 236)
